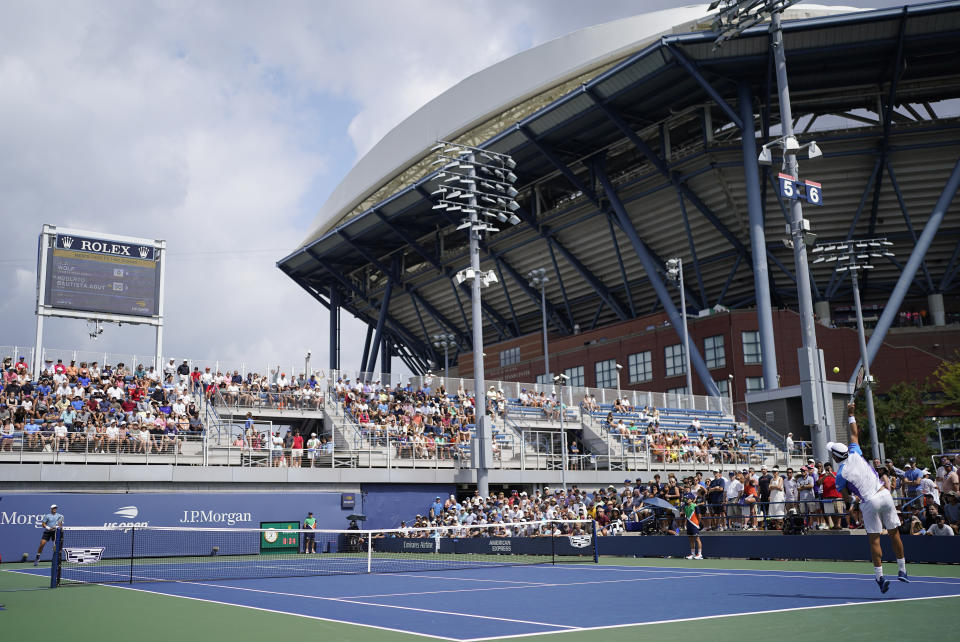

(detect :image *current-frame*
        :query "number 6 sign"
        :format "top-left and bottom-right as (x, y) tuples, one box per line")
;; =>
(804, 179), (823, 206)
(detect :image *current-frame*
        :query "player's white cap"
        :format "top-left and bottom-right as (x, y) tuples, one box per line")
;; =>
(826, 442), (848, 460)
(50, 504), (58, 509)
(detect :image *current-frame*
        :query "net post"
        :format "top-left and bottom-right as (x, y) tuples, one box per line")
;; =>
(129, 527), (136, 584)
(366, 531), (372, 573)
(49, 528), (62, 588)
(592, 519), (599, 564)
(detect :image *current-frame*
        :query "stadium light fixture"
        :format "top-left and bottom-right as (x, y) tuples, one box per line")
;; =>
(812, 237), (894, 461)
(527, 268), (551, 380)
(431, 333), (458, 379)
(665, 258), (694, 397)
(432, 140), (522, 499)
(712, 0), (833, 461)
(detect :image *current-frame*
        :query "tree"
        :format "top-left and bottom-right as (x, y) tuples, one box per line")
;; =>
(933, 352), (960, 410)
(853, 381), (935, 463)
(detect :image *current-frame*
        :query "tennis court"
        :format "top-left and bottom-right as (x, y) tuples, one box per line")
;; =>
(5, 557), (960, 641)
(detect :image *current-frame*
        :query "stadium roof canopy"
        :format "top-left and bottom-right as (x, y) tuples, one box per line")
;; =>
(279, 1), (960, 376)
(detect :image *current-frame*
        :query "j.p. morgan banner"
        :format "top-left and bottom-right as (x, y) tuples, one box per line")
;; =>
(0, 492), (351, 563)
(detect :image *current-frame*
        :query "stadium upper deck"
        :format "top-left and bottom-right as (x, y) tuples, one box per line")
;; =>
(278, 2), (960, 392)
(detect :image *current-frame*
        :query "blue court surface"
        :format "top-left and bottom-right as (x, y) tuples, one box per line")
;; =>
(31, 563), (960, 640)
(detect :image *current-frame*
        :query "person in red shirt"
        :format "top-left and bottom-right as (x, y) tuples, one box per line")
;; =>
(742, 477), (759, 530)
(291, 431), (304, 467)
(820, 462), (845, 529)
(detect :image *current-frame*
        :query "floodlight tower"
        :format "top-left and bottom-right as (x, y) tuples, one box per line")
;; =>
(711, 0), (833, 462)
(431, 141), (521, 498)
(666, 258), (694, 397)
(812, 238), (895, 460)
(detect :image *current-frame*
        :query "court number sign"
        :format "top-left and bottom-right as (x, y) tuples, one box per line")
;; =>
(779, 173), (824, 207)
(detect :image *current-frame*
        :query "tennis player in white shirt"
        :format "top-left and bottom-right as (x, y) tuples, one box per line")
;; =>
(829, 402), (908, 593)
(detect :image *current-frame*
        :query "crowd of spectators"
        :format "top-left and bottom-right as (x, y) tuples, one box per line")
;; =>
(0, 356), (203, 455)
(393, 453), (960, 538)
(336, 376), (482, 461)
(192, 363), (324, 410)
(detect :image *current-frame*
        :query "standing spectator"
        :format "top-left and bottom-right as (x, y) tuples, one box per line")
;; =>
(306, 432), (320, 468)
(941, 462), (959, 495)
(291, 431), (303, 467)
(706, 470), (725, 531)
(903, 460), (922, 499)
(820, 462), (845, 529)
(757, 466), (772, 522)
(725, 471), (743, 530)
(797, 465), (818, 528)
(785, 432), (794, 460)
(768, 467), (785, 529)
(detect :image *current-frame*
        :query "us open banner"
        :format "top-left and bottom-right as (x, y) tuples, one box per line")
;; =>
(0, 492), (354, 563)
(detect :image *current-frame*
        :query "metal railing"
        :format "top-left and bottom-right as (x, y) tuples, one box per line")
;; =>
(212, 387), (326, 414)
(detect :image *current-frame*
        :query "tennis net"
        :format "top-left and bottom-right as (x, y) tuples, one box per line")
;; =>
(52, 519), (597, 586)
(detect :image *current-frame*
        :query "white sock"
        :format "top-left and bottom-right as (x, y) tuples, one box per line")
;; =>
(874, 566), (883, 580)
(690, 550), (695, 556)
(897, 558), (906, 573)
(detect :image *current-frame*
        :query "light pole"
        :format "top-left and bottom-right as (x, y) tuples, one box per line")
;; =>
(666, 258), (693, 396)
(431, 333), (457, 380)
(554, 373), (569, 491)
(812, 238), (894, 460)
(432, 141), (521, 498)
(615, 363), (623, 401)
(527, 268), (550, 381)
(304, 350), (311, 381)
(711, 0), (831, 461)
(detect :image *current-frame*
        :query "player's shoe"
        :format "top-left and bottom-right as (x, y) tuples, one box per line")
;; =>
(876, 576), (890, 593)
(685, 554), (695, 559)
(694, 554), (703, 560)
(33, 558), (38, 567)
(897, 570), (910, 583)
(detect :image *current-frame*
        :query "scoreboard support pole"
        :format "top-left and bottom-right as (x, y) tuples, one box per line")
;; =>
(33, 225), (54, 381)
(154, 240), (167, 372)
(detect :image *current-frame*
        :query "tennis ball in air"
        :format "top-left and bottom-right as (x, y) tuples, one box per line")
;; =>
(832, 366), (840, 374)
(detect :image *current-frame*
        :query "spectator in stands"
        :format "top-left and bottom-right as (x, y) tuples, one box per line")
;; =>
(797, 465), (818, 528)
(927, 514), (954, 536)
(767, 467), (785, 530)
(706, 469), (725, 530)
(820, 462), (845, 529)
(903, 460), (922, 499)
(725, 471), (743, 529)
(942, 491), (960, 533)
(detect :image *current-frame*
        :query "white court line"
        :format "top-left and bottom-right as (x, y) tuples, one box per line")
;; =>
(389, 573), (546, 585)
(181, 580), (578, 630)
(96, 582), (462, 641)
(461, 592), (960, 642)
(550, 562), (960, 581)
(336, 573), (727, 599)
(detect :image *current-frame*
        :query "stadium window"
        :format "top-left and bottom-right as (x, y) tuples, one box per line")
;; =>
(713, 378), (730, 397)
(664, 344), (686, 377)
(667, 386), (689, 395)
(704, 335), (725, 369)
(627, 351), (652, 383)
(742, 331), (761, 364)
(535, 373), (552, 384)
(499, 347), (520, 367)
(564, 366), (584, 388)
(595, 359), (617, 389)
(745, 376), (765, 393)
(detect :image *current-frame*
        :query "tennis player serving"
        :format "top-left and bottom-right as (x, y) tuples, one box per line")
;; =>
(35, 503), (64, 566)
(829, 402), (908, 593)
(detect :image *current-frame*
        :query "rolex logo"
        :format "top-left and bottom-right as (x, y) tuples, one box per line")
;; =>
(137, 246), (149, 258)
(61, 236), (74, 249)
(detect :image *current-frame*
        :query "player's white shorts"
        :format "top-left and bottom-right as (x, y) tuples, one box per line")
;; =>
(861, 488), (901, 534)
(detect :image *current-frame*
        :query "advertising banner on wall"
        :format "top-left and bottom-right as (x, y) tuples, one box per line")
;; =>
(0, 492), (354, 563)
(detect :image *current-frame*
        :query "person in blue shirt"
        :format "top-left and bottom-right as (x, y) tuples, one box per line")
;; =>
(35, 504), (64, 566)
(830, 402), (908, 593)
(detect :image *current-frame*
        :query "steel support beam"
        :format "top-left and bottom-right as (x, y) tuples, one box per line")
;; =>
(664, 43), (743, 131)
(740, 83), (779, 390)
(885, 161), (935, 292)
(547, 241), (576, 331)
(596, 165), (721, 396)
(545, 230), (630, 322)
(484, 243), (572, 334)
(359, 325), (373, 376)
(365, 276), (393, 375)
(676, 193), (708, 310)
(850, 158), (960, 384)
(607, 215), (636, 317)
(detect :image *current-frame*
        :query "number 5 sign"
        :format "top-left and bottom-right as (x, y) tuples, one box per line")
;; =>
(778, 173), (824, 207)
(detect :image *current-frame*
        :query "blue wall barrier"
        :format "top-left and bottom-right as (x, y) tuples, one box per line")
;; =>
(373, 535), (595, 558)
(0, 492), (352, 563)
(360, 484), (455, 529)
(596, 535), (960, 564)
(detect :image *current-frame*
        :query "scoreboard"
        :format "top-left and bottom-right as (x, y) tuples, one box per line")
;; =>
(259, 521), (301, 554)
(42, 232), (162, 318)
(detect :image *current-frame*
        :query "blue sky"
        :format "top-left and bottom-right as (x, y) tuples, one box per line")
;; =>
(0, 1), (906, 376)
